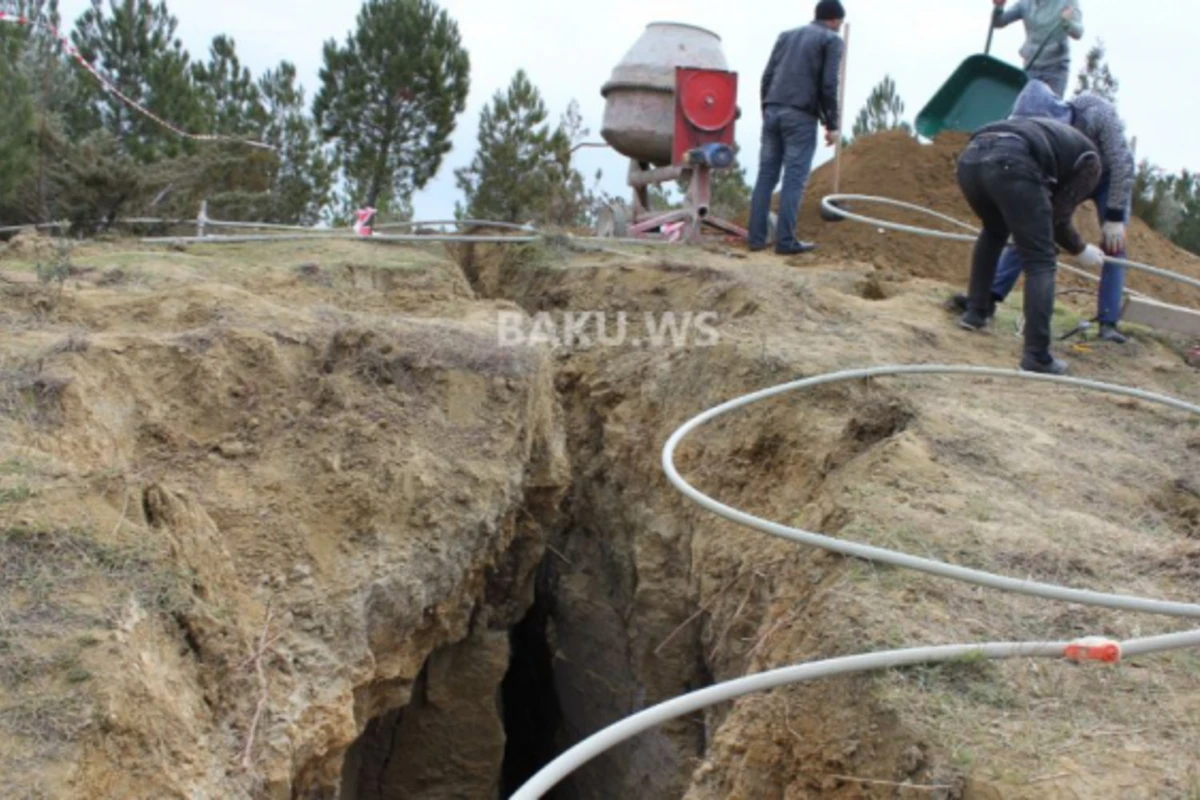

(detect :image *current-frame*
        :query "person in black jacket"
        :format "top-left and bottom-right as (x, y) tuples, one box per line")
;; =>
(956, 116), (1107, 374)
(747, 0), (845, 255)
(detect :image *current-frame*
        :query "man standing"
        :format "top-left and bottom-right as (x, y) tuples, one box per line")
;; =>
(949, 80), (1136, 343)
(993, 0), (1084, 98)
(747, 0), (845, 255)
(955, 115), (1106, 374)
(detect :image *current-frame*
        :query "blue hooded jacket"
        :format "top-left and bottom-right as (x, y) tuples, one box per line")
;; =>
(1009, 80), (1134, 220)
(1010, 80), (1073, 123)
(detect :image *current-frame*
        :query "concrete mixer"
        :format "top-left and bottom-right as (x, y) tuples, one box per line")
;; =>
(595, 22), (750, 244)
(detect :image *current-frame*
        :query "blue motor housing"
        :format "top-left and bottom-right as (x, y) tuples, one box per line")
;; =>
(685, 142), (735, 168)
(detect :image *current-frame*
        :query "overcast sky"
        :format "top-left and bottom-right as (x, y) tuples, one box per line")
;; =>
(53, 0), (1198, 223)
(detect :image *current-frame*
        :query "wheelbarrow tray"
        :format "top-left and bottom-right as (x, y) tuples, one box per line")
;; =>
(915, 54), (1028, 139)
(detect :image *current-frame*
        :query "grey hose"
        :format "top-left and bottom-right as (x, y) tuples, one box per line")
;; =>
(820, 194), (1200, 295)
(511, 366), (1200, 799)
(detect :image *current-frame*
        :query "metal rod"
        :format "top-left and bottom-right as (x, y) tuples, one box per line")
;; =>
(628, 165), (688, 188)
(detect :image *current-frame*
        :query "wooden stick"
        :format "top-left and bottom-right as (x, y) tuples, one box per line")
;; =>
(832, 23), (851, 192)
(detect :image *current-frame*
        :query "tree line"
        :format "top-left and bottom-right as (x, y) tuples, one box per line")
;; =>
(0, 0), (629, 232)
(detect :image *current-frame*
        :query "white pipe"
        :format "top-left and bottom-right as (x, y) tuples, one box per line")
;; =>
(664, 366), (1200, 617)
(137, 233), (540, 245)
(819, 194), (1200, 296)
(511, 365), (1200, 798)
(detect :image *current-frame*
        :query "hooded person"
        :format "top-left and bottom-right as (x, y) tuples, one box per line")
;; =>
(949, 79), (1136, 343)
(992, 0), (1084, 98)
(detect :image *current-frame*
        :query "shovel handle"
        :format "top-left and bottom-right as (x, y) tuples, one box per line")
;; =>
(833, 23), (849, 191)
(985, 6), (997, 55)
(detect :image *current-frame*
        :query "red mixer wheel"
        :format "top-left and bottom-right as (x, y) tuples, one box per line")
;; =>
(680, 71), (736, 132)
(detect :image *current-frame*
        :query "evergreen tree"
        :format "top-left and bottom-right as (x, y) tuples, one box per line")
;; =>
(851, 75), (911, 139)
(1074, 41), (1118, 102)
(455, 70), (586, 226)
(0, 15), (38, 219)
(708, 143), (751, 220)
(193, 35), (266, 136)
(70, 0), (206, 162)
(256, 62), (335, 224)
(314, 0), (469, 216)
(0, 0), (79, 223)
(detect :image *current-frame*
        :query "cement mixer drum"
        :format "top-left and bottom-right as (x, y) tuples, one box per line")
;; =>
(600, 22), (729, 166)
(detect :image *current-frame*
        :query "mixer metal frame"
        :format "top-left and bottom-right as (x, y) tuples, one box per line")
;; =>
(597, 66), (749, 244)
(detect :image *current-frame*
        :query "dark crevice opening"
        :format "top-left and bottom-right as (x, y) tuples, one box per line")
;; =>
(500, 568), (563, 798)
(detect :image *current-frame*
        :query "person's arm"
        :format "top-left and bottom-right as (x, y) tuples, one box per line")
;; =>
(1052, 150), (1103, 254)
(993, 0), (1025, 29)
(1064, 0), (1084, 39)
(819, 35), (844, 133)
(761, 35), (785, 108)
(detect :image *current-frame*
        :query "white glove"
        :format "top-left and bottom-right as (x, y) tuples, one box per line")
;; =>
(1076, 243), (1106, 270)
(1102, 221), (1126, 255)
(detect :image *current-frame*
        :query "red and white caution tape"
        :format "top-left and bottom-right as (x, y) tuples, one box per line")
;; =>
(0, 10), (275, 151)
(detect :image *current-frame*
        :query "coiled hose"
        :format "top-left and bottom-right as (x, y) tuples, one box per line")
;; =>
(510, 209), (1200, 798)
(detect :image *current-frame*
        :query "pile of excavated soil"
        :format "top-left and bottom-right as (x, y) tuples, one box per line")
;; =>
(766, 130), (1200, 308)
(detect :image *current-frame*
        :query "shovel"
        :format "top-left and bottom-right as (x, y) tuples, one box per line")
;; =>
(820, 23), (851, 222)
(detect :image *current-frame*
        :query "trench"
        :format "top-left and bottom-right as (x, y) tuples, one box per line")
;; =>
(332, 242), (913, 800)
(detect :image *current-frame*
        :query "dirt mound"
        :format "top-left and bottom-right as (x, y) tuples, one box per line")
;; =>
(782, 130), (1200, 308)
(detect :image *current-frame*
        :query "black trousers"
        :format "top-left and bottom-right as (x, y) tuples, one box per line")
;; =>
(956, 135), (1059, 359)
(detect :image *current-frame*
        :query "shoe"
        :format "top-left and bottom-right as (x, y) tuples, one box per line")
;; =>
(775, 241), (817, 255)
(748, 243), (767, 253)
(1098, 323), (1128, 344)
(958, 309), (992, 331)
(1020, 352), (1069, 375)
(947, 292), (969, 313)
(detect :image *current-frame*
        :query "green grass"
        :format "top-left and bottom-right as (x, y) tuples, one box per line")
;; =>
(0, 486), (31, 504)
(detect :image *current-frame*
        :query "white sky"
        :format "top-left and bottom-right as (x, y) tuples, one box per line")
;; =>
(53, 0), (1197, 222)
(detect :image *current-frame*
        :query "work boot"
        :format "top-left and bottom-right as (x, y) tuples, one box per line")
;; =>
(1020, 352), (1069, 375)
(947, 292), (969, 313)
(958, 309), (992, 332)
(1097, 323), (1128, 344)
(776, 241), (817, 255)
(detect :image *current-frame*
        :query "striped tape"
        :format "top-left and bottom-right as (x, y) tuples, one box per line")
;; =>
(1, 10), (275, 151)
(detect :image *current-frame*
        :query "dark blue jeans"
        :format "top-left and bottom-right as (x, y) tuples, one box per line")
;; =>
(992, 171), (1128, 324)
(748, 104), (819, 249)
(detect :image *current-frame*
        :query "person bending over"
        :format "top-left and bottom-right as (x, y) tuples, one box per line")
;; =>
(950, 81), (1136, 343)
(955, 115), (1106, 374)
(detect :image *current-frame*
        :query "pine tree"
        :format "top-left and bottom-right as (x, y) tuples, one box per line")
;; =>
(708, 143), (751, 220)
(0, 15), (38, 218)
(0, 0), (79, 223)
(1073, 41), (1118, 102)
(193, 35), (266, 136)
(70, 0), (206, 163)
(257, 62), (334, 224)
(313, 0), (469, 216)
(454, 70), (584, 226)
(851, 75), (911, 139)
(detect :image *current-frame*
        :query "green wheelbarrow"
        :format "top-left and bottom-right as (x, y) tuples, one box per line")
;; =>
(915, 11), (1066, 138)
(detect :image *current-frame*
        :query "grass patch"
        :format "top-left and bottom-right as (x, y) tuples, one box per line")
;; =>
(0, 485), (32, 504)
(0, 526), (188, 748)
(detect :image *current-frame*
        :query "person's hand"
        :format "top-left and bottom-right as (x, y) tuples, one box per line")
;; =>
(1061, 7), (1075, 20)
(1076, 243), (1106, 270)
(825, 129), (839, 147)
(1101, 221), (1126, 255)
(993, 0), (1005, 6)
